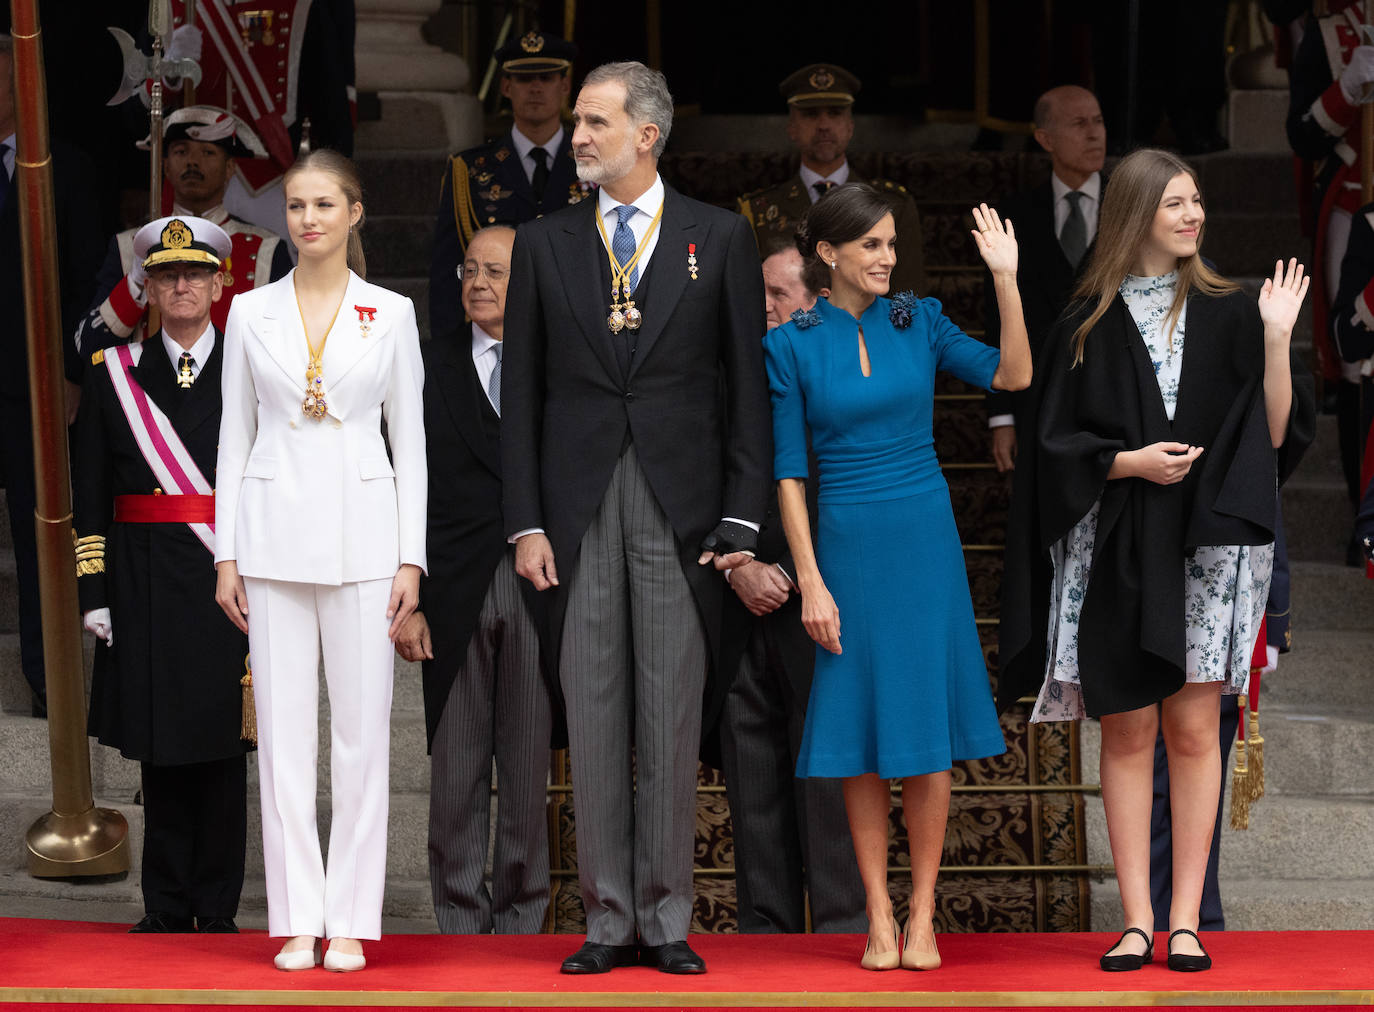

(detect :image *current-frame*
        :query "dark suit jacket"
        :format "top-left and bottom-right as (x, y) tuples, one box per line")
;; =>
(75, 333), (251, 765)
(417, 332), (560, 750)
(982, 177), (1099, 427)
(502, 182), (771, 729)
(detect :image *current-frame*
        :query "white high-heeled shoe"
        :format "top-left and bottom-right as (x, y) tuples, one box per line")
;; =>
(273, 938), (321, 971)
(324, 939), (366, 972)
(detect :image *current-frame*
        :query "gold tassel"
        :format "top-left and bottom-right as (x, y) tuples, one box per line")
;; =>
(240, 654), (257, 745)
(1247, 707), (1264, 801)
(1229, 693), (1250, 830)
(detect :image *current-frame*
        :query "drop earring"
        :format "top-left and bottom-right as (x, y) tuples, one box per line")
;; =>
(830, 260), (837, 269)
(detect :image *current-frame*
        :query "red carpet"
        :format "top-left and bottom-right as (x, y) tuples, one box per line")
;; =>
(2, 918), (1372, 1009)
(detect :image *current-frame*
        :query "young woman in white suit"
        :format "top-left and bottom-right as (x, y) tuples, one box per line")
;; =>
(215, 150), (427, 972)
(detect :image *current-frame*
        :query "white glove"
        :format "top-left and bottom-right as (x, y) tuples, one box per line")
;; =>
(83, 608), (113, 647)
(165, 24), (203, 65)
(1340, 45), (1374, 105)
(1262, 644), (1279, 674)
(126, 260), (148, 305)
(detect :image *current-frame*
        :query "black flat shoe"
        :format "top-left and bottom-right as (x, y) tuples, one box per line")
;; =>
(129, 912), (195, 933)
(641, 940), (706, 974)
(1100, 927), (1154, 971)
(560, 941), (640, 974)
(1167, 928), (1212, 971)
(196, 917), (239, 933)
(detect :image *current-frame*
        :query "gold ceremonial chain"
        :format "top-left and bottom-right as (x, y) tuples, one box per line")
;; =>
(296, 289), (344, 420)
(594, 202), (664, 334)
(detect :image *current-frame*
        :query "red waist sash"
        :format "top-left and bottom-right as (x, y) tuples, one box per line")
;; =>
(113, 494), (216, 524)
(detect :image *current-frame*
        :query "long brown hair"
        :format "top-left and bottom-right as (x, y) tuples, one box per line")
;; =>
(283, 149), (367, 278)
(1069, 147), (1236, 364)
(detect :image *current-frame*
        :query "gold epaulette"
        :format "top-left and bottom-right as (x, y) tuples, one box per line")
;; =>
(736, 193), (757, 230)
(91, 348), (105, 366)
(450, 154), (481, 249)
(73, 532), (105, 577)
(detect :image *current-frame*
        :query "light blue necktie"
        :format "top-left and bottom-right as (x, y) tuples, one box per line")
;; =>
(613, 204), (638, 291)
(487, 343), (502, 416)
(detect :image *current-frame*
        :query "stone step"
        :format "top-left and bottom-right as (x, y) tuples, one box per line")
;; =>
(356, 152), (448, 219)
(369, 274), (432, 341)
(1087, 791), (1374, 885)
(0, 697), (432, 797)
(0, 785), (433, 882)
(1283, 477), (1353, 565)
(1259, 708), (1374, 797)
(1091, 875), (1374, 931)
(1261, 630), (1374, 714)
(1288, 561), (1372, 632)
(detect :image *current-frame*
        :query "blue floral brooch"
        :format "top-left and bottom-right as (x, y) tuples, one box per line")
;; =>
(889, 290), (917, 330)
(790, 306), (821, 329)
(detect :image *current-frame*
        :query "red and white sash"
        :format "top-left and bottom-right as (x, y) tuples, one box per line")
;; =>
(104, 344), (216, 554)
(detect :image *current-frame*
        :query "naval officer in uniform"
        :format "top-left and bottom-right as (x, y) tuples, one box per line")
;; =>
(75, 215), (250, 934)
(429, 30), (591, 338)
(737, 64), (926, 296)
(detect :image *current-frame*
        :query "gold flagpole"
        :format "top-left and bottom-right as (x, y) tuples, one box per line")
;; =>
(11, 0), (130, 877)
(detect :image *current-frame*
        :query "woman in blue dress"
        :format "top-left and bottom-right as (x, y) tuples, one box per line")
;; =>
(763, 183), (1030, 971)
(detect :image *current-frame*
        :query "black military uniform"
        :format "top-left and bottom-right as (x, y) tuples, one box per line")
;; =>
(429, 31), (591, 338)
(737, 64), (926, 295)
(74, 217), (250, 934)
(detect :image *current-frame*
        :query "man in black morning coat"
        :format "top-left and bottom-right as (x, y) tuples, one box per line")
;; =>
(74, 216), (250, 933)
(501, 61), (770, 975)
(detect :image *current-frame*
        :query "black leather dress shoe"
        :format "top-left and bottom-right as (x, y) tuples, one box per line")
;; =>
(129, 912), (195, 933)
(642, 941), (706, 974)
(196, 917), (239, 933)
(560, 941), (640, 974)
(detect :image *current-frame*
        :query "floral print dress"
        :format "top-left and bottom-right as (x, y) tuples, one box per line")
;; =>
(1033, 271), (1273, 722)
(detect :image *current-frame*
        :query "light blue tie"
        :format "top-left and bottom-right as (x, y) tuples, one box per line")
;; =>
(487, 343), (502, 416)
(613, 204), (638, 291)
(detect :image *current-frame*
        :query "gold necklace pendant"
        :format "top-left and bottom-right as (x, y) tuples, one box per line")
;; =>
(608, 307), (626, 333)
(302, 364), (327, 419)
(622, 281), (642, 331)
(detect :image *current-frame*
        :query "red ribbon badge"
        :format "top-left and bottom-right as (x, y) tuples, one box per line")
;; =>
(354, 305), (377, 322)
(688, 243), (695, 255)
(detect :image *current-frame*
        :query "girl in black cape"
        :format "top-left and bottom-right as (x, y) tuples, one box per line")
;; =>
(998, 148), (1315, 972)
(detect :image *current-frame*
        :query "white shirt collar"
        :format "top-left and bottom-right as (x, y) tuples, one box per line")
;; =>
(471, 321), (502, 361)
(1050, 170), (1101, 205)
(596, 173), (665, 222)
(799, 160), (851, 200)
(162, 321), (216, 375)
(510, 123), (565, 162)
(170, 203), (229, 226)
(1, 133), (15, 176)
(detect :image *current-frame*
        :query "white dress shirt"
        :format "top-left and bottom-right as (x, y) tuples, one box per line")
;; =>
(471, 322), (502, 413)
(594, 174), (665, 280)
(162, 322), (216, 381)
(510, 124), (566, 186)
(799, 160), (851, 203)
(0, 132), (14, 179)
(1051, 170), (1102, 248)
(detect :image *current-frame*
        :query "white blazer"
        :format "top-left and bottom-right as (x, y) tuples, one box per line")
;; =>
(215, 269), (427, 585)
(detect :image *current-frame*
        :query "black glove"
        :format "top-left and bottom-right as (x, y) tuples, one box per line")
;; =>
(700, 520), (757, 558)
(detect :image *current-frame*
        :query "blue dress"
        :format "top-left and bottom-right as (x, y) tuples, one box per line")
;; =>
(763, 295), (1007, 779)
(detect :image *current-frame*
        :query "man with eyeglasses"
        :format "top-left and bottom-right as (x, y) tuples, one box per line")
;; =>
(394, 225), (557, 934)
(73, 106), (291, 364)
(73, 215), (252, 935)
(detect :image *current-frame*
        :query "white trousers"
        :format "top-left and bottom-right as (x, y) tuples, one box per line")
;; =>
(244, 576), (394, 940)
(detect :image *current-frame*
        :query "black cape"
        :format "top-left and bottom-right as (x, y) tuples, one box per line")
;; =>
(997, 289), (1315, 717)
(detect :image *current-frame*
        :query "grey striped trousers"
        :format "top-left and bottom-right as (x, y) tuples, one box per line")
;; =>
(560, 445), (708, 947)
(428, 551), (552, 934)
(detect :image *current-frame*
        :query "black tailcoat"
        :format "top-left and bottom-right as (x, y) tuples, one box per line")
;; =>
(998, 291), (1315, 716)
(982, 178), (1099, 426)
(501, 183), (771, 731)
(75, 334), (252, 765)
(417, 333), (561, 749)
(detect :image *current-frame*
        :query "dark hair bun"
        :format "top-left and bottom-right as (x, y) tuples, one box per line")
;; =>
(793, 220), (812, 259)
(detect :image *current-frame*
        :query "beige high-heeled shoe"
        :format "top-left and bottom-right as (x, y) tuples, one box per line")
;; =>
(901, 918), (942, 971)
(324, 938), (366, 972)
(859, 916), (901, 971)
(273, 937), (321, 971)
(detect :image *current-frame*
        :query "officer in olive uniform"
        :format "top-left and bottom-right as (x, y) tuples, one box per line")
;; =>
(737, 64), (926, 296)
(429, 30), (592, 339)
(75, 215), (251, 934)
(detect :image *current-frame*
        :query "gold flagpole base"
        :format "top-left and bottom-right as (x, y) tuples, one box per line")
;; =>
(26, 807), (130, 877)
